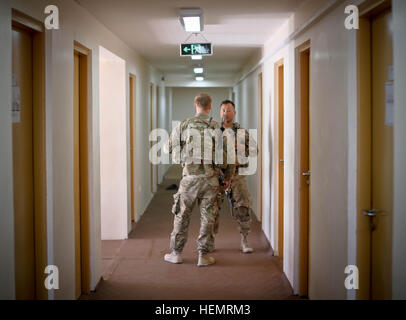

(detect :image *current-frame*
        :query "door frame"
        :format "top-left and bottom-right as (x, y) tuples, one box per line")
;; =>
(274, 59), (285, 260)
(258, 73), (263, 222)
(129, 74), (136, 222)
(74, 41), (91, 297)
(150, 83), (155, 193)
(295, 40), (311, 297)
(156, 85), (160, 186)
(356, 0), (393, 300)
(11, 9), (47, 300)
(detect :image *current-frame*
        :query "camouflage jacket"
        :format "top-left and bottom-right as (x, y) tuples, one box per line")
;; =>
(222, 122), (258, 173)
(164, 113), (235, 180)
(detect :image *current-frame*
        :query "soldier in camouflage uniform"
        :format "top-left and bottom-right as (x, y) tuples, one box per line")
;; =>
(163, 93), (234, 267)
(208, 100), (257, 254)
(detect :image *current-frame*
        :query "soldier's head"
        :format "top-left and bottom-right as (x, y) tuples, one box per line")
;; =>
(220, 100), (236, 123)
(194, 93), (212, 114)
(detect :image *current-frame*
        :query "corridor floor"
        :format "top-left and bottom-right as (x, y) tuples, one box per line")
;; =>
(81, 166), (294, 300)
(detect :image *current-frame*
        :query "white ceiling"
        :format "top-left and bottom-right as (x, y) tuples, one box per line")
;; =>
(76, 0), (303, 82)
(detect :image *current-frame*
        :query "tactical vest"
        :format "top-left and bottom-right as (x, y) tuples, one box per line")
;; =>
(180, 116), (220, 178)
(223, 122), (249, 170)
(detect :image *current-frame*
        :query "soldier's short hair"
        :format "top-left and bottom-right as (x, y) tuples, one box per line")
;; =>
(220, 100), (236, 110)
(194, 93), (212, 110)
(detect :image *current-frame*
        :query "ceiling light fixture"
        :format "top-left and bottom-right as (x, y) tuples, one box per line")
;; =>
(191, 55), (202, 60)
(179, 8), (203, 33)
(194, 67), (204, 74)
(195, 76), (204, 81)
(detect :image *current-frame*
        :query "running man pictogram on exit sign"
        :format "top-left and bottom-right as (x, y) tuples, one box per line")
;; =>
(180, 43), (213, 56)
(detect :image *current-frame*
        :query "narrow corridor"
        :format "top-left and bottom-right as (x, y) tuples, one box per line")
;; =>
(82, 166), (293, 300)
(1, 0), (406, 301)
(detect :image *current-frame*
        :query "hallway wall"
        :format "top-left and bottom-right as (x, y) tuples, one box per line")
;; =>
(0, 0), (15, 300)
(99, 47), (127, 240)
(172, 87), (232, 123)
(233, 65), (262, 226)
(290, 0), (352, 299)
(235, 0), (406, 300)
(1, 0), (165, 299)
(234, 0), (357, 299)
(157, 86), (172, 184)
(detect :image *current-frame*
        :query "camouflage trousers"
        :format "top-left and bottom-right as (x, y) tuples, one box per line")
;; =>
(170, 174), (220, 255)
(208, 175), (252, 250)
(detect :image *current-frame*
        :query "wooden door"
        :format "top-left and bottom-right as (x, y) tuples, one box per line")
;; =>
(357, 15), (373, 300)
(12, 25), (36, 300)
(276, 61), (285, 260)
(369, 8), (393, 300)
(12, 10), (47, 300)
(357, 4), (393, 300)
(74, 46), (90, 298)
(298, 46), (310, 297)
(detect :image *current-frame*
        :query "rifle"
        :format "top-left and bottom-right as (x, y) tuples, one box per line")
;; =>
(219, 117), (234, 217)
(218, 172), (234, 217)
(225, 188), (235, 217)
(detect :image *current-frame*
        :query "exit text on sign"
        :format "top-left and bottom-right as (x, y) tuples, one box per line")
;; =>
(180, 43), (213, 56)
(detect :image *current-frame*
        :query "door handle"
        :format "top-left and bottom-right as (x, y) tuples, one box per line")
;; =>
(302, 171), (311, 176)
(363, 209), (384, 217)
(363, 209), (385, 232)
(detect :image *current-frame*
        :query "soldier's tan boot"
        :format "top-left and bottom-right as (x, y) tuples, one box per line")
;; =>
(197, 253), (215, 267)
(241, 235), (254, 254)
(164, 251), (183, 264)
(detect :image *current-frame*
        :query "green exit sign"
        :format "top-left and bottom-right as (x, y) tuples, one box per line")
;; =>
(180, 43), (213, 56)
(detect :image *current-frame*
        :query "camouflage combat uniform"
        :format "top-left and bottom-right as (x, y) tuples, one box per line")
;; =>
(165, 113), (234, 255)
(208, 122), (257, 250)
